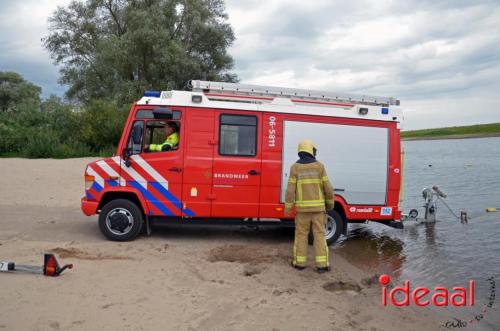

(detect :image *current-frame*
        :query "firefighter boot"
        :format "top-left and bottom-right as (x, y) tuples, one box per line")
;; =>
(292, 212), (312, 269)
(312, 212), (330, 272)
(316, 266), (331, 273)
(290, 261), (306, 270)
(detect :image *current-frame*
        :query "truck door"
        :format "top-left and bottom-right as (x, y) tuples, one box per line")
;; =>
(181, 108), (215, 217)
(211, 111), (262, 218)
(133, 116), (184, 217)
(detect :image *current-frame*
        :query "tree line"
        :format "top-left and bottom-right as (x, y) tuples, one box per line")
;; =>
(1, 0), (236, 158)
(0, 71), (129, 158)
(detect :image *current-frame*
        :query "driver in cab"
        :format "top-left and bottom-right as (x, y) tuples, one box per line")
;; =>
(144, 122), (179, 152)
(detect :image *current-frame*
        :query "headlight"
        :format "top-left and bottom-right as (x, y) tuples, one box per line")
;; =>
(85, 174), (94, 191)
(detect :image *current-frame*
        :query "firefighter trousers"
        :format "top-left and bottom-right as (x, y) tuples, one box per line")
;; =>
(292, 211), (329, 268)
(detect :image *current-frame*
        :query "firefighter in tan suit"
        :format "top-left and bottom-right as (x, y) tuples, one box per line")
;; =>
(285, 139), (335, 273)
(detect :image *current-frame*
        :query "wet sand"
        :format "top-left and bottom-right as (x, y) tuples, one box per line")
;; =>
(0, 158), (442, 330)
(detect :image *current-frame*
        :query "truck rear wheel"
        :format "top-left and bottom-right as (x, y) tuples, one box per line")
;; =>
(99, 199), (143, 241)
(309, 210), (344, 246)
(325, 210), (343, 245)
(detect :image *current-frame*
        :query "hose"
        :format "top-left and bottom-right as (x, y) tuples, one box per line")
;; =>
(436, 198), (500, 221)
(435, 197), (460, 219)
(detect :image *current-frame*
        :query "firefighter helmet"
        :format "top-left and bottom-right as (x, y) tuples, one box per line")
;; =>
(297, 139), (316, 155)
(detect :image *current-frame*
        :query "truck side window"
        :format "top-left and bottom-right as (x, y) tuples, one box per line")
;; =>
(219, 114), (257, 156)
(127, 121), (144, 155)
(145, 120), (181, 152)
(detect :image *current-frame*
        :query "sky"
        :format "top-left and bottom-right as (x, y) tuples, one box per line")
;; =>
(1, 0), (500, 130)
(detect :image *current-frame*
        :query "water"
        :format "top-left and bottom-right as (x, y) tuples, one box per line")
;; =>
(334, 137), (500, 330)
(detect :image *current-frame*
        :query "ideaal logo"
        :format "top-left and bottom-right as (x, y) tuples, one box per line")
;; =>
(379, 274), (496, 328)
(379, 274), (474, 307)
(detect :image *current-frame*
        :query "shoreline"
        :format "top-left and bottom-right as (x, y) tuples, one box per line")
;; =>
(402, 132), (500, 141)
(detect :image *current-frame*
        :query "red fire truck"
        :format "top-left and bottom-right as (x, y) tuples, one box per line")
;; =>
(81, 80), (404, 244)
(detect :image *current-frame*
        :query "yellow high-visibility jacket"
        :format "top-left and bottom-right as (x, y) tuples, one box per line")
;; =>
(149, 132), (179, 152)
(285, 161), (335, 213)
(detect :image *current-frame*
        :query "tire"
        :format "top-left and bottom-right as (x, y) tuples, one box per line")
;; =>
(98, 199), (143, 241)
(309, 210), (344, 246)
(325, 210), (344, 246)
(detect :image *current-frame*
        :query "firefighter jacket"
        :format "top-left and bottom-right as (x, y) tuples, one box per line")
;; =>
(285, 154), (335, 213)
(149, 132), (179, 152)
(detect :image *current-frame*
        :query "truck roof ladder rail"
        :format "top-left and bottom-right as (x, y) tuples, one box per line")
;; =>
(188, 80), (399, 106)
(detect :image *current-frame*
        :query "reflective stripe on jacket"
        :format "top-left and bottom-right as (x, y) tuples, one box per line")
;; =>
(150, 132), (179, 152)
(285, 161), (334, 213)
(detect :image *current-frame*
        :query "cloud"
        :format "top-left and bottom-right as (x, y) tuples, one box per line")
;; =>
(224, 0), (500, 129)
(0, 0), (70, 97)
(404, 91), (500, 130)
(1, 0), (499, 129)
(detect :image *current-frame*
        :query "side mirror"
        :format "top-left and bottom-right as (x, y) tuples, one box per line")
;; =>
(132, 125), (143, 145)
(122, 148), (132, 167)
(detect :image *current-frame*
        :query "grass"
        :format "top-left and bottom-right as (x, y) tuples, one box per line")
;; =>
(401, 123), (500, 140)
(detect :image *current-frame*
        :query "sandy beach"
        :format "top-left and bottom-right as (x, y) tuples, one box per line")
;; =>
(0, 158), (442, 331)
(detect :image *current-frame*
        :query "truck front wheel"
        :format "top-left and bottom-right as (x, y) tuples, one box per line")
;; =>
(99, 199), (143, 241)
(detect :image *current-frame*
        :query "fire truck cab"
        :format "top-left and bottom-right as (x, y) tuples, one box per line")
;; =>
(81, 80), (404, 244)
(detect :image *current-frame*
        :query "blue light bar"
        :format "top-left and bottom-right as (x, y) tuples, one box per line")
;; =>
(381, 107), (389, 115)
(144, 91), (161, 98)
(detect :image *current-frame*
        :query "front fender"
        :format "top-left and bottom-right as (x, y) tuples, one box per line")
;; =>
(98, 186), (151, 215)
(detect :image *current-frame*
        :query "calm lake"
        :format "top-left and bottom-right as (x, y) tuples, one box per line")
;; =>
(334, 137), (500, 330)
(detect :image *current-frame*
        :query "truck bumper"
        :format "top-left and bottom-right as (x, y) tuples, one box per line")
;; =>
(81, 197), (98, 216)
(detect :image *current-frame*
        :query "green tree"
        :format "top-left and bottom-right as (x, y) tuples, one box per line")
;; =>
(0, 70), (129, 158)
(41, 95), (80, 140)
(43, 0), (237, 104)
(79, 99), (129, 152)
(0, 71), (41, 112)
